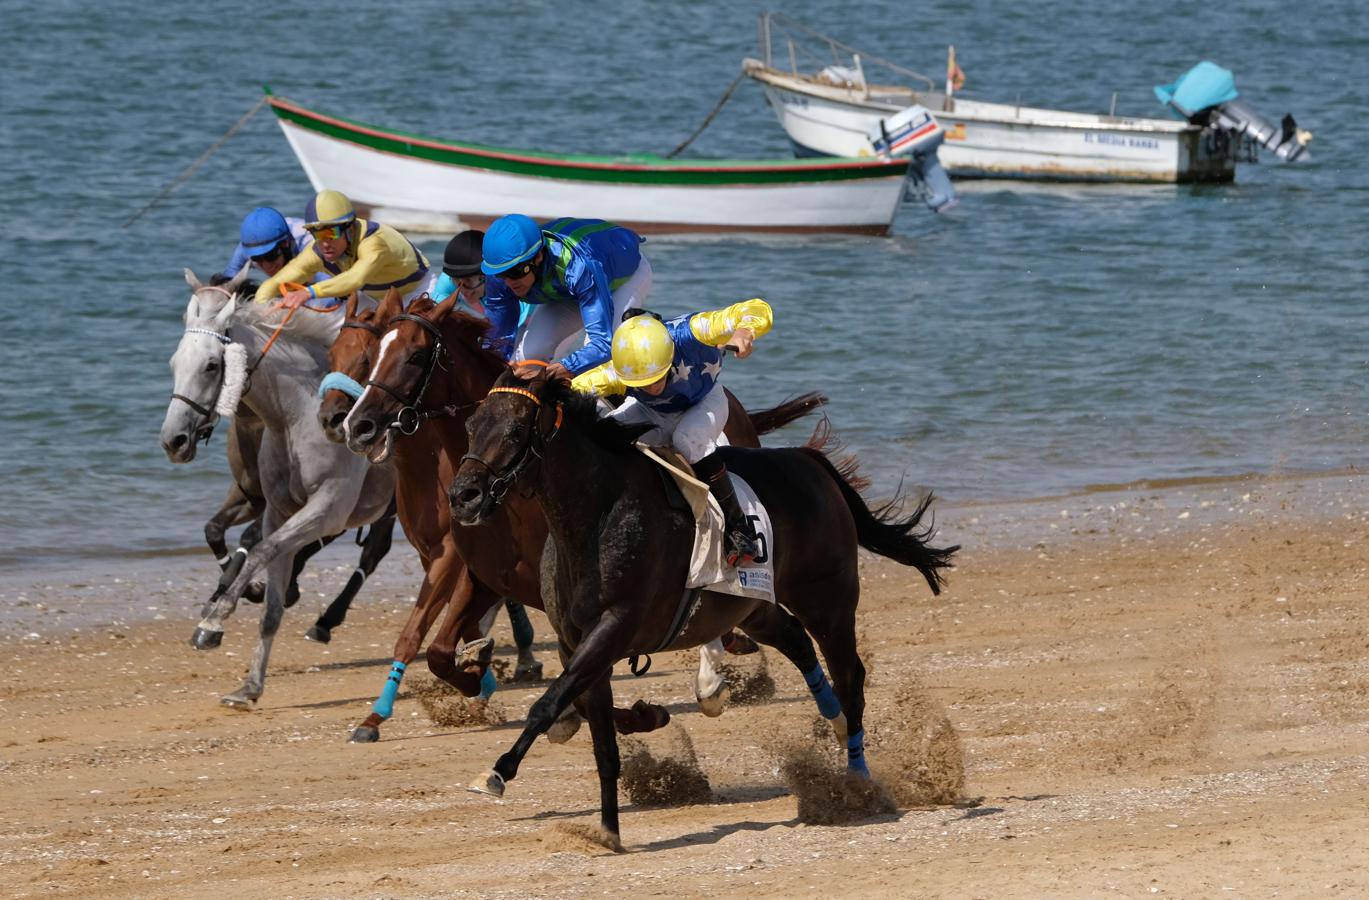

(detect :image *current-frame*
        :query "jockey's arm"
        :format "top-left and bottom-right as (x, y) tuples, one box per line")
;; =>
(303, 233), (391, 300)
(482, 286), (522, 359)
(688, 298), (774, 347)
(254, 249), (322, 303)
(221, 243), (252, 282)
(570, 361), (627, 398)
(559, 260), (616, 376)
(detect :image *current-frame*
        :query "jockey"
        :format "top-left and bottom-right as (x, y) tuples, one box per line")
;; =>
(255, 189), (436, 309)
(481, 215), (650, 381)
(570, 300), (774, 566)
(218, 207), (313, 282)
(437, 228), (535, 327)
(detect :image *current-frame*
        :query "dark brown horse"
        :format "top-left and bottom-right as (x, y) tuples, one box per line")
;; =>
(337, 291), (824, 739)
(450, 367), (958, 849)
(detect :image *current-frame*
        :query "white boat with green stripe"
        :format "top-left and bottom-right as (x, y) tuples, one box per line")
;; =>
(267, 91), (913, 236)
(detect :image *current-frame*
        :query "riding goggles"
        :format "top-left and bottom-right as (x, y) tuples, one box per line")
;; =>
(307, 224), (349, 241)
(496, 260), (536, 280)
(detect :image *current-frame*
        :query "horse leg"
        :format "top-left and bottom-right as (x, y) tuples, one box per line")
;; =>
(734, 603), (845, 730)
(695, 639), (728, 718)
(505, 600), (543, 681)
(582, 673), (625, 851)
(425, 565), (500, 697)
(469, 612), (629, 799)
(791, 593), (868, 776)
(205, 482), (254, 567)
(350, 539), (459, 743)
(237, 519), (267, 604)
(308, 510), (396, 644)
(221, 512), (292, 710)
(283, 533), (336, 610)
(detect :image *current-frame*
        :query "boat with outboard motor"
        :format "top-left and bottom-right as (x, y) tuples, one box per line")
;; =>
(265, 90), (919, 236)
(743, 12), (1310, 184)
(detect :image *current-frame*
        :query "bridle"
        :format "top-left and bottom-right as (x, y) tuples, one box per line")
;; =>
(171, 285), (239, 445)
(363, 312), (455, 435)
(459, 381), (564, 506)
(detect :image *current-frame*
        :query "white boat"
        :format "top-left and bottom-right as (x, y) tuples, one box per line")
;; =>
(266, 92), (914, 236)
(743, 13), (1253, 184)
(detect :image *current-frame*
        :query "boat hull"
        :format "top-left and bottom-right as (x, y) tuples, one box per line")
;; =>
(747, 63), (1238, 184)
(269, 97), (911, 235)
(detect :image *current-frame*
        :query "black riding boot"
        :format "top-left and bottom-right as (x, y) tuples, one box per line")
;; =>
(695, 453), (759, 567)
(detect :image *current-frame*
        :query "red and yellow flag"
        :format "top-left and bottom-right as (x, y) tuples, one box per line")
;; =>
(947, 46), (966, 92)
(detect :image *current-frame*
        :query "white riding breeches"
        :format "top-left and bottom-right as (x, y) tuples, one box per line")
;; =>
(609, 381), (730, 464)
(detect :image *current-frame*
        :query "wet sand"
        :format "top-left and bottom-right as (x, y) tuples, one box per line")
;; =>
(5, 474), (1369, 898)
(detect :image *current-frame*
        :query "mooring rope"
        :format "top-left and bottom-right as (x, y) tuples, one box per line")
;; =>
(123, 95), (269, 227)
(665, 73), (744, 159)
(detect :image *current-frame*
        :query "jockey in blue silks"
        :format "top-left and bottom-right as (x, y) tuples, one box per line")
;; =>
(434, 229), (531, 326)
(481, 215), (650, 381)
(219, 207), (314, 282)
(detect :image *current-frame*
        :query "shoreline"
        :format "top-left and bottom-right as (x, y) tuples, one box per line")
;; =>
(3, 468), (1367, 638)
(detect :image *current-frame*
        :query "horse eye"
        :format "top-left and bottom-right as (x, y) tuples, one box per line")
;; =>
(205, 360), (220, 373)
(407, 351), (427, 366)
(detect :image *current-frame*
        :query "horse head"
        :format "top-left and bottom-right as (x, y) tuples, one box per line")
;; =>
(160, 267), (251, 462)
(449, 364), (567, 526)
(342, 289), (459, 463)
(318, 291), (384, 443)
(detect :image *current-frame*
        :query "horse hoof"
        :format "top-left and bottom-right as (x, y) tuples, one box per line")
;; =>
(190, 628), (223, 650)
(456, 636), (495, 668)
(830, 711), (849, 742)
(349, 725), (380, 743)
(467, 770), (506, 798)
(546, 710), (582, 744)
(697, 681), (727, 718)
(220, 693), (255, 710)
(513, 660), (544, 682)
(304, 625), (331, 644)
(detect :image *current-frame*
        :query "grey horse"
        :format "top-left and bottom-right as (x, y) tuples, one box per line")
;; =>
(160, 269), (395, 708)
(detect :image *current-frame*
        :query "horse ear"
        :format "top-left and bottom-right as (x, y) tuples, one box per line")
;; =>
(345, 292), (359, 320)
(227, 264), (251, 291)
(431, 291), (460, 322)
(184, 268), (203, 290)
(377, 287), (403, 321)
(213, 295), (238, 330)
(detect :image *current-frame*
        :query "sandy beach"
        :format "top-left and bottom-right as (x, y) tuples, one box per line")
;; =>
(4, 473), (1369, 898)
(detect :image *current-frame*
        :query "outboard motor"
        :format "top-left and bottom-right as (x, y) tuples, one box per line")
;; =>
(867, 105), (958, 213)
(1155, 61), (1311, 163)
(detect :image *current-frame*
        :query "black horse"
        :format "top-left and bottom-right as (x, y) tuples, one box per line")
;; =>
(449, 366), (958, 849)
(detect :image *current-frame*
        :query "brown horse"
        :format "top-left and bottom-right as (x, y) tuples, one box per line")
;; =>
(451, 367), (957, 848)
(335, 290), (823, 739)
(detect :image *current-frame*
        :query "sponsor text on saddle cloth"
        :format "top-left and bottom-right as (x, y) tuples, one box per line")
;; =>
(637, 446), (776, 601)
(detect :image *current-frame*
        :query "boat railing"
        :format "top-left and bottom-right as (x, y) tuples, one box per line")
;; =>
(759, 11), (937, 93)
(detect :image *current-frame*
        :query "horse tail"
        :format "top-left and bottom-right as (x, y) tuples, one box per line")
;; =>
(799, 431), (959, 596)
(746, 392), (827, 436)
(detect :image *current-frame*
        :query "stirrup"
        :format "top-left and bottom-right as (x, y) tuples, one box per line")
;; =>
(725, 530), (759, 568)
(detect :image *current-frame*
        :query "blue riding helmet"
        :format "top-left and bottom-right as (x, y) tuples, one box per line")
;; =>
(240, 207), (291, 258)
(481, 214), (543, 276)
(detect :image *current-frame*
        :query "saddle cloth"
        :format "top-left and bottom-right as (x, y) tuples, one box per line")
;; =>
(636, 446), (776, 603)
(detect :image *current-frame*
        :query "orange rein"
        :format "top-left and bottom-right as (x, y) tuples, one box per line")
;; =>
(260, 282), (332, 359)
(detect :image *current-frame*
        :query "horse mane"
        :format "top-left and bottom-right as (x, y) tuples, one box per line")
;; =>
(524, 372), (651, 453)
(230, 298), (343, 347)
(803, 415), (871, 493)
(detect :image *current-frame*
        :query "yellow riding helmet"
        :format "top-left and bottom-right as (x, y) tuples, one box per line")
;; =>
(611, 316), (675, 387)
(304, 189), (357, 229)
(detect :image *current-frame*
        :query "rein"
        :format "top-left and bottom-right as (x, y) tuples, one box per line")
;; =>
(365, 312), (457, 435)
(460, 383), (564, 504)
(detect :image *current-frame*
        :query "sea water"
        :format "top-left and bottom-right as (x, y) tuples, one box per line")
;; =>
(2, 0), (1367, 569)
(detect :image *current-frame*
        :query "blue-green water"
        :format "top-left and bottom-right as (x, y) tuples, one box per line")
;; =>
(3, 0), (1367, 568)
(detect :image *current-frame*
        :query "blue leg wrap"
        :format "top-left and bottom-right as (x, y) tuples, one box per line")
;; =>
(846, 729), (870, 778)
(372, 660), (407, 720)
(478, 667), (498, 701)
(803, 665), (842, 720)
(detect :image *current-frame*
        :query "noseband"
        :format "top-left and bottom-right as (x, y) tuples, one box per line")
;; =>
(460, 385), (564, 504)
(364, 313), (453, 435)
(171, 326), (233, 445)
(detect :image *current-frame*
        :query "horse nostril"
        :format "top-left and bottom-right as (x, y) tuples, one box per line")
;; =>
(170, 434), (188, 451)
(352, 418), (376, 439)
(457, 487), (482, 508)
(327, 410), (346, 431)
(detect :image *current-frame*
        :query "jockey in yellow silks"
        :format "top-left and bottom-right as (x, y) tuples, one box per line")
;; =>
(255, 189), (436, 309)
(571, 299), (773, 566)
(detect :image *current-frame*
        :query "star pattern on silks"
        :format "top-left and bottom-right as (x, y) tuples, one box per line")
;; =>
(700, 357), (723, 381)
(671, 359), (696, 383)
